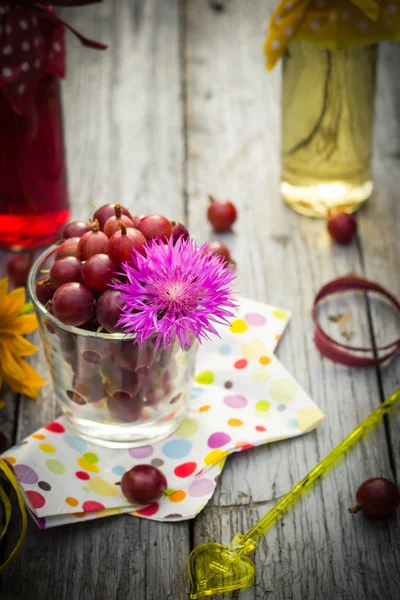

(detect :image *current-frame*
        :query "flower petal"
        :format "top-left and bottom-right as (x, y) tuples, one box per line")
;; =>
(0, 335), (38, 357)
(6, 286), (26, 316)
(0, 278), (9, 303)
(0, 314), (38, 336)
(3, 357), (47, 400)
(0, 344), (25, 381)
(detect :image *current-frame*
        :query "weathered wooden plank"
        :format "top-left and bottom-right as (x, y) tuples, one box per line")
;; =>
(357, 42), (400, 479)
(1, 2), (189, 599)
(0, 251), (19, 449)
(61, 0), (184, 219)
(185, 1), (400, 598)
(4, 517), (189, 600)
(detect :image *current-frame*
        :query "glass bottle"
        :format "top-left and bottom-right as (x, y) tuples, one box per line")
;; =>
(281, 39), (377, 218)
(0, 74), (69, 250)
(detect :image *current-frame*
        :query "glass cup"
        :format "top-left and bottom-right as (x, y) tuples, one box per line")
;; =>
(28, 246), (198, 447)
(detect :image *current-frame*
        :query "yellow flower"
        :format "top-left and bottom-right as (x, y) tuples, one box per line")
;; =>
(0, 278), (46, 399)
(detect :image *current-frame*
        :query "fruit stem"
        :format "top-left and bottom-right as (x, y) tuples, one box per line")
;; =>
(208, 194), (218, 205)
(90, 219), (101, 232)
(348, 503), (362, 514)
(118, 222), (127, 236)
(115, 204), (122, 219)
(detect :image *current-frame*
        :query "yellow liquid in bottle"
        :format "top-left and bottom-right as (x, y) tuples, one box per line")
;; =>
(281, 40), (377, 218)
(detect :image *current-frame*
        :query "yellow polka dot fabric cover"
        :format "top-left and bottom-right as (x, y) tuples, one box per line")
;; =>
(1, 298), (324, 528)
(265, 0), (400, 70)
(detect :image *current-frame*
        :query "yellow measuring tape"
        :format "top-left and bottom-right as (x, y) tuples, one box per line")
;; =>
(0, 458), (27, 573)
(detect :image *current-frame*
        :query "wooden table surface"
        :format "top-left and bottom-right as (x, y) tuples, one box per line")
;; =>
(1, 1), (400, 599)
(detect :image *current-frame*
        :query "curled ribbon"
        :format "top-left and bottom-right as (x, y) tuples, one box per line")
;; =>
(0, 458), (27, 573)
(0, 1), (107, 114)
(264, 0), (400, 71)
(313, 276), (400, 367)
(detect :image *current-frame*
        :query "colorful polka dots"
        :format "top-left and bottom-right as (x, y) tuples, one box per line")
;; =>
(244, 313), (266, 326)
(176, 418), (199, 438)
(135, 503), (159, 517)
(112, 465), (126, 476)
(39, 443), (56, 453)
(77, 457), (100, 473)
(224, 395), (247, 408)
(272, 310), (288, 320)
(195, 370), (215, 385)
(38, 481), (51, 491)
(46, 459), (66, 475)
(83, 452), (99, 464)
(242, 338), (267, 360)
(3, 456), (16, 465)
(174, 462), (197, 478)
(188, 478), (214, 497)
(89, 478), (118, 497)
(162, 439), (192, 459)
(168, 490), (186, 503)
(219, 344), (231, 356)
(45, 422), (65, 433)
(259, 356), (271, 365)
(5, 301), (325, 528)
(129, 446), (153, 459)
(229, 319), (248, 334)
(234, 359), (247, 369)
(256, 400), (270, 413)
(269, 378), (298, 403)
(235, 441), (253, 450)
(82, 500), (105, 512)
(65, 496), (79, 507)
(207, 432), (231, 449)
(227, 418), (243, 427)
(64, 434), (87, 452)
(26, 490), (45, 509)
(204, 449), (228, 466)
(14, 464), (38, 484)
(296, 407), (324, 432)
(190, 388), (205, 400)
(251, 366), (270, 384)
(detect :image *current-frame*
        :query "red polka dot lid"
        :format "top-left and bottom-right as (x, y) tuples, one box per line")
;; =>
(0, 2), (107, 115)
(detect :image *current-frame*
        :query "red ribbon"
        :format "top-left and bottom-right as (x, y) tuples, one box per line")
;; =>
(313, 276), (400, 367)
(0, 1), (107, 114)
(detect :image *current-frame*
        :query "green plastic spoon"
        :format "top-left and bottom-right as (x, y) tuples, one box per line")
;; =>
(189, 387), (400, 598)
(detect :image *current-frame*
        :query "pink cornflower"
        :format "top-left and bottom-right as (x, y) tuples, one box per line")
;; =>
(113, 237), (236, 350)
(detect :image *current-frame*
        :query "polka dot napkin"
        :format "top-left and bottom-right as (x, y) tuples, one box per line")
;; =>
(2, 298), (324, 529)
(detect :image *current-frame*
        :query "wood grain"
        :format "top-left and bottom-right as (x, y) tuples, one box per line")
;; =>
(185, 1), (400, 598)
(1, 1), (399, 599)
(1, 2), (189, 599)
(357, 42), (400, 477)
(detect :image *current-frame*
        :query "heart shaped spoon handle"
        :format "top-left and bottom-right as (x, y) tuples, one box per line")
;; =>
(242, 387), (400, 545)
(188, 388), (400, 599)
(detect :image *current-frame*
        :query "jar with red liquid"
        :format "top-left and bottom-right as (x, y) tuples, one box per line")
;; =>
(0, 1), (106, 252)
(0, 73), (69, 250)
